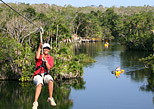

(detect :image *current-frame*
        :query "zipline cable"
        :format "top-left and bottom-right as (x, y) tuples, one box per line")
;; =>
(0, 0), (41, 31)
(0, 0), (44, 52)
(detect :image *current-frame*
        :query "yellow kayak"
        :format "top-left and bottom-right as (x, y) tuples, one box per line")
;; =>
(114, 69), (125, 78)
(115, 69), (125, 74)
(104, 43), (109, 47)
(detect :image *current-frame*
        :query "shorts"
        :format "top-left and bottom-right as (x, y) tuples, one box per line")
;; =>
(33, 74), (54, 86)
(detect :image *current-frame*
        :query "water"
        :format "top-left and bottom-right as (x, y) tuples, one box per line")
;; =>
(0, 42), (153, 109)
(71, 42), (153, 109)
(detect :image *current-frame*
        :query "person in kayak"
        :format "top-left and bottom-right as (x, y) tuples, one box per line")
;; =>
(115, 67), (121, 71)
(32, 43), (56, 109)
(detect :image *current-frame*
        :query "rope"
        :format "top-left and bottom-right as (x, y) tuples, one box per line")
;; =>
(0, 0), (41, 31)
(40, 27), (43, 54)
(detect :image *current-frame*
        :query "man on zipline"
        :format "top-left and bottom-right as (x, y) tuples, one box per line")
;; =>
(32, 43), (56, 109)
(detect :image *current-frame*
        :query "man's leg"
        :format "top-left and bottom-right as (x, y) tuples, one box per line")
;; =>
(34, 83), (42, 102)
(33, 75), (43, 109)
(44, 75), (56, 106)
(48, 80), (53, 98)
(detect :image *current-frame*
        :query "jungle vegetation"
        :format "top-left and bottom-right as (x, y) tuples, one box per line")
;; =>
(0, 3), (153, 81)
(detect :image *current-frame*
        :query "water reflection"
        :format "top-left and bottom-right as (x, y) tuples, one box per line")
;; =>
(140, 71), (154, 92)
(74, 42), (125, 57)
(120, 49), (154, 94)
(139, 72), (154, 106)
(126, 68), (154, 105)
(120, 50), (151, 71)
(0, 78), (85, 109)
(73, 42), (104, 57)
(74, 42), (154, 109)
(0, 81), (34, 109)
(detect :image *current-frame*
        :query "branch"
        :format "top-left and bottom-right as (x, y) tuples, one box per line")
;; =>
(0, 28), (12, 35)
(21, 28), (38, 44)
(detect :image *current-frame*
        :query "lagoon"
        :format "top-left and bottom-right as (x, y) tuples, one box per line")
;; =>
(0, 42), (153, 109)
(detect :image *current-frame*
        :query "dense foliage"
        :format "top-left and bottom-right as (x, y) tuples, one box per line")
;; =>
(0, 3), (154, 81)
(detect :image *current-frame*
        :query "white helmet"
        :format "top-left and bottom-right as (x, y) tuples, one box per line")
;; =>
(43, 43), (51, 49)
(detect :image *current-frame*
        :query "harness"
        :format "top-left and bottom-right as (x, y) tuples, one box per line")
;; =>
(35, 61), (49, 77)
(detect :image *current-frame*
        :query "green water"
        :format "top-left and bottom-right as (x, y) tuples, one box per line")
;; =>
(0, 42), (153, 109)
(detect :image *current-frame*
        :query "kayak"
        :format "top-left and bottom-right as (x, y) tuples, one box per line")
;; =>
(115, 69), (125, 74)
(104, 43), (109, 47)
(112, 69), (125, 78)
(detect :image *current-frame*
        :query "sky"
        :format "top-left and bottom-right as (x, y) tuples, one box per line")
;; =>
(1, 0), (154, 7)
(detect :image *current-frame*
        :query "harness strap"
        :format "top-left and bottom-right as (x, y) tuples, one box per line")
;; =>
(35, 62), (49, 76)
(35, 65), (43, 71)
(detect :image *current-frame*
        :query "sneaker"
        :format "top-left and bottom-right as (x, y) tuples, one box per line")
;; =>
(32, 101), (38, 109)
(47, 97), (56, 106)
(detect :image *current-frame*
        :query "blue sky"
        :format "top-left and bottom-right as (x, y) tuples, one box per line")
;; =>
(2, 0), (154, 7)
